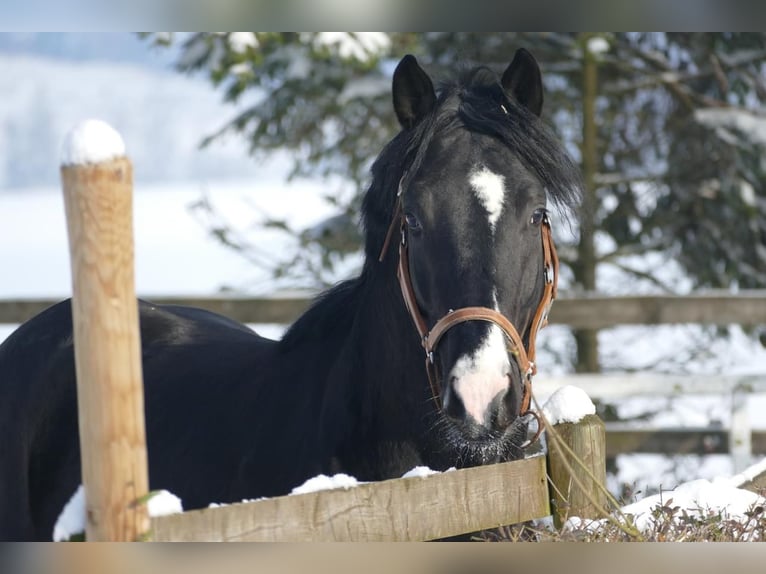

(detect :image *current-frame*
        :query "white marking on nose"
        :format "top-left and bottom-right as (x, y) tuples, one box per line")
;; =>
(469, 166), (506, 232)
(450, 323), (511, 424)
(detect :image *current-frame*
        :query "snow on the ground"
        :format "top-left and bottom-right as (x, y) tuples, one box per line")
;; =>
(0, 53), (271, 189)
(542, 385), (596, 425)
(610, 454), (734, 498)
(621, 478), (764, 531)
(0, 181), (340, 299)
(53, 486), (182, 541)
(61, 119), (126, 166)
(567, 476), (765, 535)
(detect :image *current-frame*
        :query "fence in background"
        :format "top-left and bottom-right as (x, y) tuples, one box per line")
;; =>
(2, 291), (766, 327)
(534, 373), (766, 472)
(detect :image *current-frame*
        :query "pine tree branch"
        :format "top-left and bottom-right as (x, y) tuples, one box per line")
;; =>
(604, 46), (766, 108)
(594, 172), (667, 186)
(603, 260), (678, 293)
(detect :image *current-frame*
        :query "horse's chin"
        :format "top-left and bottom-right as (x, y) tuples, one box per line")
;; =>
(429, 411), (530, 468)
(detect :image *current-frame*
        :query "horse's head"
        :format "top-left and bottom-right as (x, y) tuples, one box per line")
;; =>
(368, 50), (580, 465)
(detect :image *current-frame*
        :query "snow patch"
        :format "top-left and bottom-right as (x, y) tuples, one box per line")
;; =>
(290, 473), (360, 495)
(587, 37), (610, 54)
(542, 385), (596, 425)
(53, 485), (85, 542)
(61, 119), (126, 166)
(402, 466), (439, 479)
(208, 498), (264, 508)
(695, 108), (766, 147)
(228, 32), (257, 53)
(621, 478), (765, 532)
(339, 76), (390, 104)
(566, 477), (765, 535)
(312, 33), (390, 62)
(401, 466), (455, 478)
(53, 486), (183, 541)
(147, 490), (183, 517)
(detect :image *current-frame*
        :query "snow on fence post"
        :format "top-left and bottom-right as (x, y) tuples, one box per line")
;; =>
(61, 120), (150, 541)
(543, 386), (607, 529)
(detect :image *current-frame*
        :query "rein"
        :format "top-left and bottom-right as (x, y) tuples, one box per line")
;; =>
(378, 177), (559, 439)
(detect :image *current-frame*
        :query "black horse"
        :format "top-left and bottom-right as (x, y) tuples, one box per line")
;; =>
(0, 49), (579, 541)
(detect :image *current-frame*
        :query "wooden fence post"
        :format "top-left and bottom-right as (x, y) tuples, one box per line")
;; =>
(730, 384), (752, 473)
(546, 414), (607, 529)
(61, 120), (149, 541)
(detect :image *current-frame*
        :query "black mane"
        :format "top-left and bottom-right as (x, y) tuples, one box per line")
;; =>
(279, 277), (362, 350)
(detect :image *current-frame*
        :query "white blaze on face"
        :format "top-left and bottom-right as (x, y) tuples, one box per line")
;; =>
(469, 166), (506, 232)
(449, 293), (512, 424)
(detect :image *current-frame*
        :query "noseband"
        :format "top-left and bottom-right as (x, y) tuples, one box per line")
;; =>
(378, 178), (559, 424)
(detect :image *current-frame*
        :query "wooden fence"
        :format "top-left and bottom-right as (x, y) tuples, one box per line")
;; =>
(149, 414), (607, 541)
(1, 290), (766, 328)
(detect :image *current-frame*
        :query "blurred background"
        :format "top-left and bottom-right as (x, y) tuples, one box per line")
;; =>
(1, 32), (765, 499)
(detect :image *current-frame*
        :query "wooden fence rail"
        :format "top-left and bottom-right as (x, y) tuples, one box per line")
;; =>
(2, 290), (766, 328)
(604, 427), (766, 457)
(151, 456), (550, 541)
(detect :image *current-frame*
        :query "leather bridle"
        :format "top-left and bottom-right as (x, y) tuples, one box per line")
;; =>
(378, 177), (559, 427)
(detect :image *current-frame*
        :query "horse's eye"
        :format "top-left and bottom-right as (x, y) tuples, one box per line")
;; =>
(404, 212), (421, 231)
(530, 208), (547, 226)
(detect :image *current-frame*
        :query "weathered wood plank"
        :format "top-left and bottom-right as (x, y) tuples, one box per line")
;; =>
(150, 455), (549, 542)
(605, 427), (766, 456)
(0, 296), (312, 326)
(551, 291), (766, 329)
(2, 291), (766, 328)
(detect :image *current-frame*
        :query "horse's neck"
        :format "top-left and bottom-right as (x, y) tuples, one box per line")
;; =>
(350, 265), (426, 379)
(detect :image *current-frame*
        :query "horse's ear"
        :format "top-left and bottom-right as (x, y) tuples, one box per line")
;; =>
(392, 55), (436, 129)
(501, 48), (544, 117)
